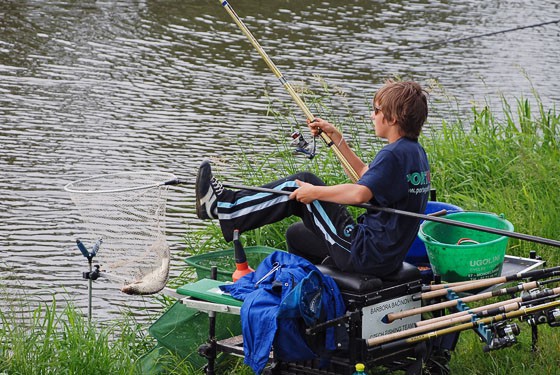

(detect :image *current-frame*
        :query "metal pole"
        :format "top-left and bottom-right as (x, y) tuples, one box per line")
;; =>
(164, 178), (560, 248)
(88, 257), (93, 323)
(219, 182), (560, 248)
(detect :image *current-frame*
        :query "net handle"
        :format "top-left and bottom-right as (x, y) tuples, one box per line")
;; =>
(64, 171), (177, 194)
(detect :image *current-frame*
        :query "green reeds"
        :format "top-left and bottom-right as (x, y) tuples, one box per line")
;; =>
(423, 96), (559, 264)
(0, 296), (146, 374)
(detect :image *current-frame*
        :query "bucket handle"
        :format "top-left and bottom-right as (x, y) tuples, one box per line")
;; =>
(419, 211), (506, 245)
(457, 238), (480, 245)
(418, 226), (441, 244)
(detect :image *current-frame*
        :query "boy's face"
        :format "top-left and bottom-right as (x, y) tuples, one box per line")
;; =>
(371, 101), (389, 138)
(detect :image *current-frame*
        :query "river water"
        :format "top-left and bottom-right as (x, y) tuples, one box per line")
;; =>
(1, 0), (559, 323)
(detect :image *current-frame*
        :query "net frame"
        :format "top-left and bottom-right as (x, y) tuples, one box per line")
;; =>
(65, 171), (176, 295)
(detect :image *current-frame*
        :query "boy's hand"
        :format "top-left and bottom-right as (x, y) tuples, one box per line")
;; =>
(307, 118), (340, 138)
(289, 179), (315, 204)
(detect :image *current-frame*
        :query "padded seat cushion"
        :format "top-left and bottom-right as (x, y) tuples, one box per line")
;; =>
(316, 262), (420, 294)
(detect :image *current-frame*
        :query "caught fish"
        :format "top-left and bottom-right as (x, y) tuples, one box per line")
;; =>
(121, 250), (170, 295)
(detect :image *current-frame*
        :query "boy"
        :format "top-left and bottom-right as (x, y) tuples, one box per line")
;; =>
(196, 80), (430, 277)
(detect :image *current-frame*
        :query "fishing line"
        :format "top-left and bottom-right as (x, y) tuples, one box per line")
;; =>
(413, 18), (560, 50)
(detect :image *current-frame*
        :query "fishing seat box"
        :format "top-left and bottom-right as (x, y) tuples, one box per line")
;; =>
(186, 262), (436, 374)
(270, 263), (427, 374)
(316, 262), (423, 344)
(317, 261), (422, 306)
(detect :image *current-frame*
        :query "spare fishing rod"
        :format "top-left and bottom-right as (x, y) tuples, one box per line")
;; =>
(386, 277), (559, 324)
(419, 266), (560, 299)
(370, 299), (560, 351)
(417, 286), (560, 328)
(368, 289), (560, 347)
(216, 0), (360, 182)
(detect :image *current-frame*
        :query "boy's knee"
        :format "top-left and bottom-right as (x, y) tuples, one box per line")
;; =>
(291, 172), (325, 186)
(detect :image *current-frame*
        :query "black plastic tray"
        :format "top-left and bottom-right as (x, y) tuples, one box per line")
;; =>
(500, 254), (545, 277)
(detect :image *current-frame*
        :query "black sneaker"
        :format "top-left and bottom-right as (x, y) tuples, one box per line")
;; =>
(195, 160), (224, 220)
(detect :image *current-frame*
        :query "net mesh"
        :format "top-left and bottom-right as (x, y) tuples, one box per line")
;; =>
(65, 171), (176, 295)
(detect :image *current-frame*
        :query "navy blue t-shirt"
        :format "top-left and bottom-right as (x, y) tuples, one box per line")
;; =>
(352, 137), (430, 276)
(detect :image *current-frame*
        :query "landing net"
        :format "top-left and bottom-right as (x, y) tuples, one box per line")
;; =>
(65, 171), (175, 295)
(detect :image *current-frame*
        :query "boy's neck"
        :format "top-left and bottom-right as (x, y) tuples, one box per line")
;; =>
(386, 127), (404, 144)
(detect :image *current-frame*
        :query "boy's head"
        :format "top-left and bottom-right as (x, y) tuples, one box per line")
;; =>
(373, 80), (428, 140)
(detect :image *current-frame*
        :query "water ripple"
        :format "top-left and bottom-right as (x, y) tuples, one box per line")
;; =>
(1, 0), (558, 322)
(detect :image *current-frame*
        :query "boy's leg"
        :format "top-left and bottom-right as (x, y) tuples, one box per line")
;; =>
(297, 195), (356, 271)
(195, 162), (356, 270)
(286, 222), (328, 264)
(195, 161), (308, 241)
(212, 172), (320, 242)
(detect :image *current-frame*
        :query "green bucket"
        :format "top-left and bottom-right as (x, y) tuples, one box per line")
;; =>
(185, 246), (279, 281)
(418, 212), (514, 282)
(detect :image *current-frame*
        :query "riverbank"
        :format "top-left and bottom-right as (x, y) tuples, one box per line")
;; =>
(1, 92), (558, 374)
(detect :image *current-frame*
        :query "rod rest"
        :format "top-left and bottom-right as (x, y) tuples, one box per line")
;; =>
(316, 262), (421, 294)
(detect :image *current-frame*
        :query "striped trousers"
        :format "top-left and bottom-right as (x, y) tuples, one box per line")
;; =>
(216, 172), (356, 271)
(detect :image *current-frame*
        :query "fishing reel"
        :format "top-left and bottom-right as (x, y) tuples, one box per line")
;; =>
(523, 307), (560, 327)
(547, 308), (560, 327)
(482, 321), (520, 352)
(290, 131), (316, 159)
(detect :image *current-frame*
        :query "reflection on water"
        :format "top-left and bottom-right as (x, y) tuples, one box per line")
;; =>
(1, 0), (559, 322)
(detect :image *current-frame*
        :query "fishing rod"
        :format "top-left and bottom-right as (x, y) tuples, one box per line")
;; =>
(216, 0), (360, 182)
(416, 298), (517, 328)
(385, 277), (559, 323)
(371, 299), (560, 351)
(377, 291), (560, 351)
(368, 291), (560, 347)
(166, 178), (560, 248)
(415, 289), (550, 328)
(418, 266), (560, 299)
(414, 18), (560, 50)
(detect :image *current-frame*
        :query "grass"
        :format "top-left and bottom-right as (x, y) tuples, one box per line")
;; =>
(0, 294), (150, 374)
(0, 84), (558, 374)
(448, 325), (560, 375)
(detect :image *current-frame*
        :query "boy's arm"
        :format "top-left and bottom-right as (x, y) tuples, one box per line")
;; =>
(290, 180), (373, 205)
(308, 118), (369, 178)
(335, 137), (370, 178)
